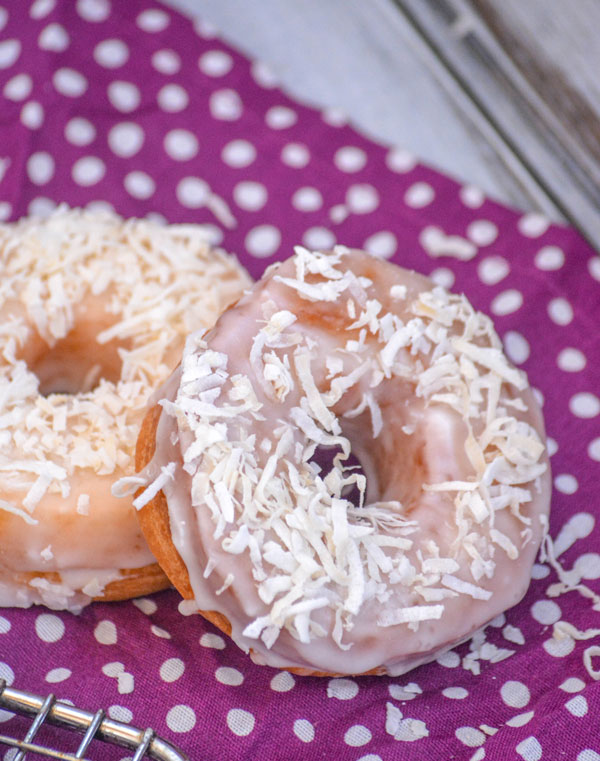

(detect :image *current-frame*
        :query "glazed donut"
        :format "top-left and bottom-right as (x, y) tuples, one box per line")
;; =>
(0, 207), (251, 611)
(135, 246), (551, 676)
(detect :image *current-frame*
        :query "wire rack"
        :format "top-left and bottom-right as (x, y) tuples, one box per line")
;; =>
(0, 680), (189, 761)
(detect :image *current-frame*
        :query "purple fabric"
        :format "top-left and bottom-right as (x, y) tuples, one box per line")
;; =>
(1, 1), (600, 759)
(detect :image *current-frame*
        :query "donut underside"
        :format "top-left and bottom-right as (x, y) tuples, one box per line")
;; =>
(13, 563), (169, 603)
(136, 404), (382, 677)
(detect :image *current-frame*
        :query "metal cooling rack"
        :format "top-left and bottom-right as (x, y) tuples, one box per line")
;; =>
(0, 680), (189, 760)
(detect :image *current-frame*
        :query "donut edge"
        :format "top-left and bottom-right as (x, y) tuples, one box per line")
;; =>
(134, 403), (384, 677)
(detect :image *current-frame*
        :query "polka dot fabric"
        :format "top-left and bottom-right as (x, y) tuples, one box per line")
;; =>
(0, 1), (599, 759)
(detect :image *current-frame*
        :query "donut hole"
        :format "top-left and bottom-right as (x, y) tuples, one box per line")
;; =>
(17, 297), (131, 396)
(310, 444), (366, 505)
(29, 331), (126, 395)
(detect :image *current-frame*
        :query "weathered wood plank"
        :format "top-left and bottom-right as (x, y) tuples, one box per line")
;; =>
(395, 0), (600, 247)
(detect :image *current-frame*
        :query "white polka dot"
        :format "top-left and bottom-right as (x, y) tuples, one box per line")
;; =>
(547, 297), (573, 325)
(579, 751), (600, 761)
(234, 181), (267, 211)
(38, 23), (69, 52)
(327, 678), (358, 700)
(442, 687), (468, 699)
(516, 736), (542, 761)
(0, 617), (10, 634)
(166, 705), (196, 733)
(500, 680), (530, 708)
(158, 658), (184, 683)
(157, 83), (188, 113)
(460, 185), (485, 208)
(20, 101), (44, 129)
(531, 599), (561, 625)
(455, 727), (486, 747)
(467, 219), (498, 246)
(164, 129), (198, 162)
(506, 711), (535, 728)
(293, 718), (314, 742)
(3, 73), (32, 101)
(86, 200), (114, 215)
(557, 347), (586, 372)
(108, 122), (144, 158)
(335, 146), (367, 173)
(94, 38), (128, 68)
(251, 59), (278, 88)
(504, 331), (530, 365)
(45, 668), (71, 683)
(27, 152), (55, 185)
(0, 8), (6, 33)
(265, 105), (297, 129)
(123, 171), (156, 200)
(570, 392), (600, 418)
(490, 289), (523, 316)
(210, 89), (242, 120)
(151, 625), (171, 639)
(429, 267), (455, 289)
(200, 632), (225, 649)
(588, 256), (600, 282)
(221, 139), (255, 168)
(35, 613), (65, 642)
(281, 143), (310, 168)
(137, 8), (170, 32)
(0, 203), (11, 222)
(489, 612), (506, 628)
(246, 224), (281, 258)
(436, 650), (460, 668)
(519, 213), (549, 238)
(560, 677), (585, 693)
(65, 117), (95, 146)
(199, 50), (233, 77)
(303, 227), (335, 250)
(534, 245), (564, 270)
(152, 49), (180, 75)
(107, 81), (140, 112)
(226, 708), (255, 736)
(53, 68), (87, 97)
(76, 0), (110, 22)
(0, 662), (14, 686)
(193, 17), (218, 38)
(0, 39), (21, 69)
(346, 184), (379, 214)
(364, 231), (397, 259)
(554, 473), (578, 494)
(565, 695), (588, 717)
(108, 705), (132, 723)
(215, 667), (244, 686)
(386, 147), (416, 173)
(322, 107), (347, 127)
(28, 197), (56, 217)
(30, 0), (56, 19)
(72, 156), (105, 187)
(404, 182), (434, 208)
(94, 620), (117, 645)
(292, 187), (322, 212)
(270, 671), (295, 692)
(575, 553), (600, 580)
(588, 437), (600, 461)
(546, 438), (558, 457)
(543, 634), (575, 657)
(344, 725), (372, 747)
(177, 177), (210, 208)
(478, 256), (510, 285)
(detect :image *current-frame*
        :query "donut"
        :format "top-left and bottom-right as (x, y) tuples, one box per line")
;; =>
(135, 246), (551, 676)
(0, 207), (251, 611)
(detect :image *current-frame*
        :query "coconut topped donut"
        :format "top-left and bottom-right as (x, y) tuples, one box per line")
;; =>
(135, 246), (551, 676)
(0, 206), (251, 610)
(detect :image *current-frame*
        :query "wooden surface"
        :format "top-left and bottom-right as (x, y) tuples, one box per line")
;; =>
(165, 0), (600, 250)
